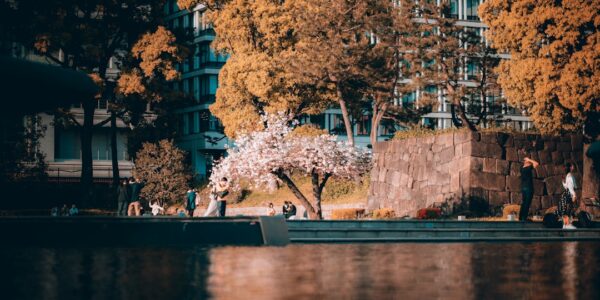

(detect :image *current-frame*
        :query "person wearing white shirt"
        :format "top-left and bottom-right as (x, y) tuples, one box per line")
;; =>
(149, 201), (164, 216)
(559, 163), (578, 229)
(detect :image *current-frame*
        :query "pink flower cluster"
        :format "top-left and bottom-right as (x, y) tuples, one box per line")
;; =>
(210, 113), (372, 190)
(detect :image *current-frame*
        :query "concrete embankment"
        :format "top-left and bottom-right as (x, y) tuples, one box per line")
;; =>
(1, 216), (289, 246)
(287, 220), (600, 243)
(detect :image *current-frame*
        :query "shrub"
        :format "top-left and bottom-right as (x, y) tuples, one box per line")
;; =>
(372, 208), (395, 219)
(394, 127), (461, 140)
(416, 208), (442, 219)
(502, 204), (521, 218)
(288, 124), (327, 137)
(331, 208), (365, 220)
(134, 139), (192, 205)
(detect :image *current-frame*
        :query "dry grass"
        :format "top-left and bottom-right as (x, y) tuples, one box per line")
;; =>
(372, 208), (396, 219)
(331, 208), (366, 220)
(224, 176), (369, 208)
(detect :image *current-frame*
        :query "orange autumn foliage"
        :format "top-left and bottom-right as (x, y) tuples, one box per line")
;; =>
(479, 0), (599, 135)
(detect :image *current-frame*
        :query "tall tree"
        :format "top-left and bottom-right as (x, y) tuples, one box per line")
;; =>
(4, 1), (183, 204)
(480, 0), (600, 200)
(179, 0), (398, 144)
(184, 0), (334, 138)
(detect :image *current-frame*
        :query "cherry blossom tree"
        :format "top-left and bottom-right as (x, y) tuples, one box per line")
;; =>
(210, 113), (371, 219)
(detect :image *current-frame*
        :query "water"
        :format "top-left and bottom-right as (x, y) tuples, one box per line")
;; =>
(1, 242), (599, 299)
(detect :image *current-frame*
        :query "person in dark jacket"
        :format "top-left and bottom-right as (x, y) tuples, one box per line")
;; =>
(289, 202), (297, 218)
(186, 189), (197, 217)
(128, 177), (144, 216)
(519, 150), (539, 221)
(117, 179), (130, 216)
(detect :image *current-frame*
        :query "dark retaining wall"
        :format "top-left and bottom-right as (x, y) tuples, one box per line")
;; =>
(367, 131), (583, 217)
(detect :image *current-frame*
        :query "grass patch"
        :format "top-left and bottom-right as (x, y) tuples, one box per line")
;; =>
(215, 175), (370, 208)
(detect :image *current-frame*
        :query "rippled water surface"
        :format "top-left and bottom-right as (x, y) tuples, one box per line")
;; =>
(1, 242), (599, 299)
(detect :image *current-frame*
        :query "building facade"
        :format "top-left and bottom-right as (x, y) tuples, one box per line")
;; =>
(6, 44), (133, 182)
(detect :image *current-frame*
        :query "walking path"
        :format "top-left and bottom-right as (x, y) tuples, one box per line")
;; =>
(193, 203), (366, 219)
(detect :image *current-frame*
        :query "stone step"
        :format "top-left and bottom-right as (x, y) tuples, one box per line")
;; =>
(287, 220), (550, 229)
(291, 236), (600, 243)
(289, 228), (600, 239)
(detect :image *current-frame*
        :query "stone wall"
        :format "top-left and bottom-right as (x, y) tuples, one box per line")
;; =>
(367, 131), (583, 217)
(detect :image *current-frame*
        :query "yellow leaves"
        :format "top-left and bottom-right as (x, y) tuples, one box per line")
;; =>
(34, 35), (50, 53)
(289, 124), (327, 138)
(88, 72), (104, 99)
(117, 69), (146, 96)
(131, 26), (183, 81)
(480, 0), (599, 134)
(176, 0), (201, 10)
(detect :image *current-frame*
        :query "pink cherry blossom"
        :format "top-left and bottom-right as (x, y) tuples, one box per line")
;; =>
(210, 113), (371, 219)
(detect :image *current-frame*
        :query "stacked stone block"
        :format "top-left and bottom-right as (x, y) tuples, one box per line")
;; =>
(367, 131), (583, 217)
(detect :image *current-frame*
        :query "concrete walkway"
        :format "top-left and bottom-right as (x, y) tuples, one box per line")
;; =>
(193, 203), (366, 219)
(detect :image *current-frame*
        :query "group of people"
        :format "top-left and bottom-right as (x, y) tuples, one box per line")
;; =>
(519, 149), (579, 229)
(267, 201), (298, 219)
(50, 204), (78, 216)
(116, 177), (145, 216)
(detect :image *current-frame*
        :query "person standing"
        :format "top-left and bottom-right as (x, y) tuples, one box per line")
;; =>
(559, 163), (578, 229)
(282, 201), (290, 219)
(204, 185), (219, 217)
(128, 177), (143, 216)
(519, 150), (539, 221)
(215, 177), (229, 217)
(289, 202), (297, 219)
(69, 204), (79, 216)
(267, 203), (276, 216)
(186, 189), (197, 217)
(117, 179), (130, 216)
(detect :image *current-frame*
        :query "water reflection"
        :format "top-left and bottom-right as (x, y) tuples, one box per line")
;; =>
(1, 243), (599, 300)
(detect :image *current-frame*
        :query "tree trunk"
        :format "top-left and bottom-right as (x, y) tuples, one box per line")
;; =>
(110, 111), (121, 189)
(275, 170), (319, 219)
(582, 142), (600, 216)
(80, 99), (95, 207)
(450, 102), (477, 132)
(337, 90), (355, 146)
(311, 170), (331, 220)
(110, 111), (120, 187)
(370, 102), (387, 147)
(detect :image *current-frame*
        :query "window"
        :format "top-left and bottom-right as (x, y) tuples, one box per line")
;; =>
(199, 110), (210, 131)
(466, 60), (479, 80)
(198, 75), (218, 103)
(356, 115), (371, 135)
(182, 78), (190, 95)
(198, 110), (224, 132)
(55, 127), (128, 161)
(330, 114), (346, 135)
(193, 77), (200, 102)
(402, 91), (416, 108)
(309, 114), (325, 129)
(466, 0), (480, 21)
(449, 0), (458, 18)
(188, 112), (196, 134)
(198, 43), (227, 66)
(209, 114), (224, 132)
